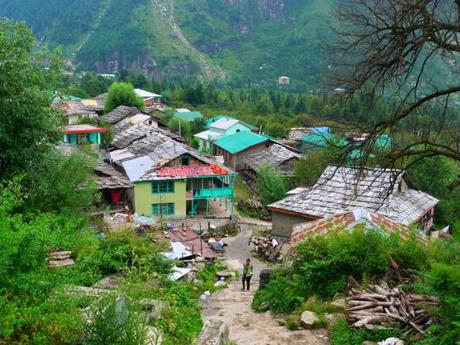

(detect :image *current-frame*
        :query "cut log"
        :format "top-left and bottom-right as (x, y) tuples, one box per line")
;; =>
(48, 258), (75, 268)
(50, 251), (72, 260)
(347, 282), (439, 338)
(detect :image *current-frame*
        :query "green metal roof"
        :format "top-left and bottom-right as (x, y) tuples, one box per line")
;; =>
(174, 111), (203, 122)
(348, 150), (376, 161)
(214, 131), (268, 154)
(376, 134), (392, 149)
(303, 133), (347, 147)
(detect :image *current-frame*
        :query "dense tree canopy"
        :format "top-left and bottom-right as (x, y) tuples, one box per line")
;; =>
(0, 19), (62, 179)
(104, 82), (144, 113)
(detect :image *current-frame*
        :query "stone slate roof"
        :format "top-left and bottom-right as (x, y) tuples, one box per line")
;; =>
(112, 114), (152, 133)
(112, 126), (148, 149)
(56, 142), (76, 156)
(241, 143), (300, 173)
(101, 106), (138, 124)
(269, 166), (438, 226)
(94, 162), (133, 190)
(290, 209), (426, 244)
(288, 128), (312, 140)
(120, 132), (232, 182)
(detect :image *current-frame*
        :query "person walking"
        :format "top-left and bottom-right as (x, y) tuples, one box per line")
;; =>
(242, 258), (253, 291)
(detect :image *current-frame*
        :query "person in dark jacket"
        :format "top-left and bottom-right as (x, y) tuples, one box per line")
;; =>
(242, 258), (253, 291)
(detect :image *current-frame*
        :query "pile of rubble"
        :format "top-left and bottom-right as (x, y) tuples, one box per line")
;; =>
(48, 251), (75, 268)
(249, 236), (282, 262)
(347, 282), (440, 337)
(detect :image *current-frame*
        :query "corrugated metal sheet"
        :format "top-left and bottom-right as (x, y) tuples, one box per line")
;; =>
(213, 131), (268, 154)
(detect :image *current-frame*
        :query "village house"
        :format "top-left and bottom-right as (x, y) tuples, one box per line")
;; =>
(194, 117), (256, 151)
(134, 88), (163, 108)
(101, 116), (235, 218)
(62, 124), (107, 147)
(94, 161), (133, 209)
(240, 143), (301, 179)
(113, 113), (158, 133)
(121, 149), (236, 218)
(268, 166), (439, 238)
(212, 131), (271, 170)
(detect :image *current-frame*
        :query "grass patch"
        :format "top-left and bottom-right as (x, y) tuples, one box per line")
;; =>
(284, 298), (342, 330)
(330, 319), (402, 345)
(194, 261), (232, 293)
(234, 176), (252, 203)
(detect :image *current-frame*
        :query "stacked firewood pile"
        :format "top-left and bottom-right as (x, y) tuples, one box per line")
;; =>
(48, 251), (75, 268)
(347, 283), (440, 337)
(249, 237), (282, 262)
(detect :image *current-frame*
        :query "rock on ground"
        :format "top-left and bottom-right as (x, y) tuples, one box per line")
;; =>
(300, 311), (320, 329)
(197, 320), (229, 345)
(145, 326), (163, 345)
(139, 298), (166, 322)
(330, 298), (348, 310)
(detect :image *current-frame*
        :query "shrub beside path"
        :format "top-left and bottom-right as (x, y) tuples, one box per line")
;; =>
(201, 224), (329, 345)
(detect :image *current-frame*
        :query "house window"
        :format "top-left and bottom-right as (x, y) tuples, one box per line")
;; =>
(151, 203), (175, 216)
(236, 129), (240, 133)
(181, 156), (190, 166)
(151, 181), (174, 194)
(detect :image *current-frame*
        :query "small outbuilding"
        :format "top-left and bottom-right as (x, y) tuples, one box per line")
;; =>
(212, 131), (270, 170)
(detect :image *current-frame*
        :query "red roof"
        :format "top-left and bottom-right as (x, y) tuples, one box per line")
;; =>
(64, 124), (107, 134)
(156, 164), (228, 178)
(52, 103), (70, 109)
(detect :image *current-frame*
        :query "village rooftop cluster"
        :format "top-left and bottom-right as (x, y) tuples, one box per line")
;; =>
(53, 88), (440, 250)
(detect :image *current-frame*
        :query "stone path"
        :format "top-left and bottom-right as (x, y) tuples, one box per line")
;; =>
(201, 224), (329, 345)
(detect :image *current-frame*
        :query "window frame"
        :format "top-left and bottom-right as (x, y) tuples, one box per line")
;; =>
(151, 203), (175, 216)
(151, 180), (175, 194)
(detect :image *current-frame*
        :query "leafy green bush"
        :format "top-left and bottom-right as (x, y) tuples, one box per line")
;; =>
(104, 82), (144, 113)
(292, 229), (390, 298)
(416, 262), (460, 345)
(253, 229), (427, 313)
(330, 319), (401, 345)
(252, 274), (304, 312)
(256, 163), (288, 206)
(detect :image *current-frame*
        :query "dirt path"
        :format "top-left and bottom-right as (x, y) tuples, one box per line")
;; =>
(201, 225), (330, 345)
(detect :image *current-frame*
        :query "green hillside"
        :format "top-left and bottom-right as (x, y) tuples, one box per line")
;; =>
(0, 0), (333, 88)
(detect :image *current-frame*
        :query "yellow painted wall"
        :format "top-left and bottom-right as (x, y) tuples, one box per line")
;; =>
(134, 180), (187, 217)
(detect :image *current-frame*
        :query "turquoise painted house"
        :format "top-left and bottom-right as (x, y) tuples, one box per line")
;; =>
(63, 124), (107, 147)
(194, 117), (256, 151)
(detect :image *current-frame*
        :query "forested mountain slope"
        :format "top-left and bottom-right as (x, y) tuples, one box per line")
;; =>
(0, 0), (333, 88)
